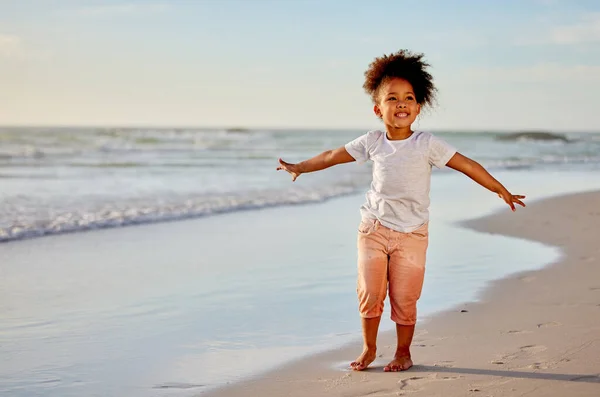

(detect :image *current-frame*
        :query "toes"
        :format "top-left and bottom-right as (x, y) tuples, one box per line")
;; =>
(350, 361), (364, 371)
(384, 361), (412, 372)
(401, 362), (413, 371)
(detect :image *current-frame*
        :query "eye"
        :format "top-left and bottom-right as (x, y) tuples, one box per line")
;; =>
(387, 96), (397, 101)
(406, 95), (415, 101)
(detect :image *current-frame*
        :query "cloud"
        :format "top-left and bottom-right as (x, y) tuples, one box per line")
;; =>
(550, 13), (600, 44)
(64, 3), (170, 17)
(516, 13), (600, 45)
(464, 63), (600, 83)
(0, 34), (22, 58)
(530, 0), (562, 5)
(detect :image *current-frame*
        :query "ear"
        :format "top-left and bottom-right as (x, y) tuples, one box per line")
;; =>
(416, 103), (421, 116)
(373, 104), (382, 119)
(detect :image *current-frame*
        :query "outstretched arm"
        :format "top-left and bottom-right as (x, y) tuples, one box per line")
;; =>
(446, 152), (526, 211)
(277, 146), (355, 181)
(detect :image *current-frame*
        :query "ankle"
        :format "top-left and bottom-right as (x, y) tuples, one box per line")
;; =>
(394, 348), (410, 358)
(363, 345), (377, 353)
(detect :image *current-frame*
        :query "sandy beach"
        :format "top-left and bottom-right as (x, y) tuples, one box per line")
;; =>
(206, 190), (600, 397)
(3, 178), (599, 397)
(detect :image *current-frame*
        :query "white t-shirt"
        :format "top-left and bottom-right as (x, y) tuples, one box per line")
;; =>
(345, 130), (457, 232)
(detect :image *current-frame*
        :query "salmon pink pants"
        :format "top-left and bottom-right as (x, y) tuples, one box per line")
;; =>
(356, 219), (429, 325)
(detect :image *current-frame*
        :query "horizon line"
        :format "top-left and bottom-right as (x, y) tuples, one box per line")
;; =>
(0, 123), (598, 134)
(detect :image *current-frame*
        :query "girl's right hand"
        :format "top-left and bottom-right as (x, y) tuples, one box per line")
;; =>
(277, 158), (301, 181)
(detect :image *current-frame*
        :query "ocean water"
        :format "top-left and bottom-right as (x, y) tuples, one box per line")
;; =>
(1, 127), (599, 242)
(1, 127), (600, 396)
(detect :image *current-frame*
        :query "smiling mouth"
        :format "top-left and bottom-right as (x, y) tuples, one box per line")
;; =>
(395, 112), (409, 118)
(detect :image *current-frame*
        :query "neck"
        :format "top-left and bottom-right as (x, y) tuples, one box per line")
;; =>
(385, 125), (413, 140)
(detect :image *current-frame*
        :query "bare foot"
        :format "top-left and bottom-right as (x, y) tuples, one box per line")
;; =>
(350, 348), (377, 371)
(383, 355), (413, 372)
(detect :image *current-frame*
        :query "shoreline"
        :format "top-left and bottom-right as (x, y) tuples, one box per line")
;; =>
(205, 190), (600, 397)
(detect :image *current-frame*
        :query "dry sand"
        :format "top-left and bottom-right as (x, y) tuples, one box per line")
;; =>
(206, 191), (600, 397)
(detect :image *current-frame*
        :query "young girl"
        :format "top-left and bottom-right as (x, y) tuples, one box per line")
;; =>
(276, 50), (526, 372)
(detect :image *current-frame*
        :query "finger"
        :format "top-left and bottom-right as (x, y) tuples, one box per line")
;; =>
(506, 199), (515, 211)
(514, 195), (526, 199)
(514, 198), (526, 207)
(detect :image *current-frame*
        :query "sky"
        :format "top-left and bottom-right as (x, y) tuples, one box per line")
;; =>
(1, 0), (599, 131)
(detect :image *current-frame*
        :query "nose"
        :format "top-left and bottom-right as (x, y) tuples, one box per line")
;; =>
(396, 101), (407, 108)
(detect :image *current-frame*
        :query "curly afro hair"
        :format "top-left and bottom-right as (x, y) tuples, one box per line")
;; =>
(363, 49), (436, 108)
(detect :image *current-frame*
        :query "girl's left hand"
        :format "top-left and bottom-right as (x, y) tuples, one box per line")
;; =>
(498, 191), (526, 212)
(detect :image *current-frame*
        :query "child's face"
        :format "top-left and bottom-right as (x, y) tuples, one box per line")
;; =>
(374, 78), (421, 130)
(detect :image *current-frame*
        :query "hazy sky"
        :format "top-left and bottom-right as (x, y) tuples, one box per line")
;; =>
(1, 0), (599, 131)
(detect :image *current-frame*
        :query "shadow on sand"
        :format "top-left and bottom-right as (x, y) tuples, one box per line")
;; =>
(398, 365), (600, 383)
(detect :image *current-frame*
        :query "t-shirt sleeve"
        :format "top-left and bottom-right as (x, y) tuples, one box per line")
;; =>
(428, 134), (457, 168)
(344, 132), (371, 163)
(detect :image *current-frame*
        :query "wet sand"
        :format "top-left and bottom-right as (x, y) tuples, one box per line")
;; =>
(206, 190), (600, 397)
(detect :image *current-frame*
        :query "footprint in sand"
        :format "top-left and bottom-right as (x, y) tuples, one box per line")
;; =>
(492, 345), (548, 365)
(537, 321), (562, 328)
(397, 374), (462, 394)
(398, 377), (427, 394)
(505, 345), (547, 359)
(433, 360), (455, 368)
(527, 362), (551, 370)
(505, 329), (533, 335)
(520, 345), (547, 353)
(519, 357), (572, 371)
